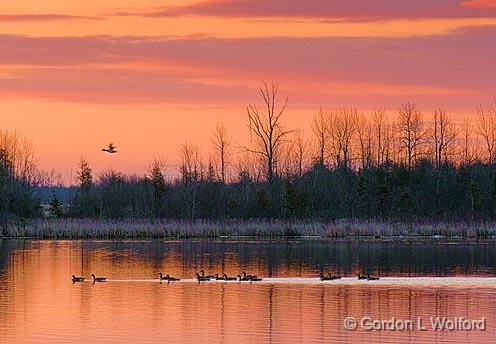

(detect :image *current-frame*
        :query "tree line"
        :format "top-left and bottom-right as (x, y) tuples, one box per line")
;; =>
(2, 82), (496, 222)
(0, 129), (40, 220)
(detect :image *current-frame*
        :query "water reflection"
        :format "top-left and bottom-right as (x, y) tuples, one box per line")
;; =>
(0, 239), (496, 343)
(35, 239), (496, 278)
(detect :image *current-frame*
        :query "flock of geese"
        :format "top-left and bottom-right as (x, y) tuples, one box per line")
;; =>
(193, 270), (262, 283)
(72, 271), (380, 284)
(319, 273), (379, 281)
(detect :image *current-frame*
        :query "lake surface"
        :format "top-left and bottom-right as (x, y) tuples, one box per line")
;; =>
(1, 239), (496, 343)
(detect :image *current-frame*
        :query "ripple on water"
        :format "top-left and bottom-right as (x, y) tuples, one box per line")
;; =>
(0, 239), (495, 343)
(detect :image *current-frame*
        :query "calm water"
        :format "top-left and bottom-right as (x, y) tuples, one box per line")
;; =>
(1, 239), (496, 343)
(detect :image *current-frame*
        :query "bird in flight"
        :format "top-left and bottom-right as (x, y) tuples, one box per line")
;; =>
(102, 143), (118, 154)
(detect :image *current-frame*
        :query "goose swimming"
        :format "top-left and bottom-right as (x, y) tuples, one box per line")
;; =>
(237, 274), (252, 281)
(159, 272), (180, 282)
(319, 273), (332, 281)
(196, 273), (210, 283)
(200, 270), (215, 279)
(165, 274), (180, 282)
(221, 273), (237, 281)
(71, 275), (85, 283)
(241, 271), (258, 279)
(91, 274), (107, 283)
(366, 274), (380, 281)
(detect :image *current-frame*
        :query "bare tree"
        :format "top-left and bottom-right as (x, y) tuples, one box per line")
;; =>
(245, 81), (292, 182)
(396, 102), (425, 169)
(329, 107), (358, 168)
(371, 107), (392, 167)
(37, 169), (64, 188)
(311, 107), (331, 167)
(180, 142), (202, 183)
(356, 111), (373, 169)
(291, 129), (307, 178)
(148, 157), (167, 177)
(179, 143), (203, 220)
(0, 129), (38, 183)
(475, 99), (496, 164)
(460, 116), (475, 165)
(236, 151), (264, 184)
(211, 121), (232, 183)
(280, 129), (307, 178)
(431, 109), (458, 167)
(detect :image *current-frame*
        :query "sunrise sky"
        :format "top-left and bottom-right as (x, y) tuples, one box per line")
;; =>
(1, 0), (496, 181)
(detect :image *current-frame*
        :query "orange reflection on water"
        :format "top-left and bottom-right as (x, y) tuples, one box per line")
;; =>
(0, 240), (495, 343)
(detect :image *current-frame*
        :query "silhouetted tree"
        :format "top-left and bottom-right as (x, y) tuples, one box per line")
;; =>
(396, 102), (425, 169)
(212, 121), (232, 183)
(48, 193), (63, 218)
(245, 81), (291, 183)
(149, 159), (167, 217)
(77, 157), (93, 192)
(76, 157), (93, 216)
(431, 109), (458, 168)
(0, 130), (39, 220)
(475, 99), (496, 163)
(371, 107), (392, 167)
(312, 107), (330, 167)
(329, 107), (357, 168)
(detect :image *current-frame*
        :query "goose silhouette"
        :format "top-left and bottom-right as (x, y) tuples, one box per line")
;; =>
(71, 275), (85, 283)
(102, 143), (117, 154)
(91, 274), (107, 283)
(159, 272), (180, 282)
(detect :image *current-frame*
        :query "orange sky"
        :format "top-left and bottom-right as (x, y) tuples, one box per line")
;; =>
(1, 0), (495, 179)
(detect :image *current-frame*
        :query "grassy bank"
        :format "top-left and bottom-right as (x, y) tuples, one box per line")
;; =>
(1, 219), (496, 239)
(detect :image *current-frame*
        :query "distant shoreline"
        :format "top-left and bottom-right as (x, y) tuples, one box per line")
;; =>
(1, 219), (495, 240)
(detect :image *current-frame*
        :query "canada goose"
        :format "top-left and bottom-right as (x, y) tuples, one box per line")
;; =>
(71, 275), (84, 283)
(237, 274), (252, 281)
(196, 273), (210, 283)
(366, 274), (380, 281)
(357, 273), (367, 280)
(222, 274), (237, 281)
(249, 276), (263, 282)
(214, 273), (236, 281)
(200, 270), (215, 279)
(319, 273), (332, 281)
(241, 271), (258, 279)
(91, 274), (107, 282)
(319, 273), (340, 281)
(102, 143), (117, 154)
(159, 272), (180, 282)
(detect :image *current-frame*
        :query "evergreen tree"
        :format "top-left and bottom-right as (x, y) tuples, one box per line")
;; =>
(78, 157), (93, 192)
(283, 179), (305, 218)
(77, 157), (93, 216)
(48, 194), (63, 218)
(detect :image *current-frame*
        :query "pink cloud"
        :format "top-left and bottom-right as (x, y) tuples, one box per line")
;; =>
(125, 0), (496, 21)
(0, 67), (252, 104)
(0, 14), (101, 22)
(0, 67), (484, 110)
(462, 0), (496, 9)
(0, 25), (494, 110)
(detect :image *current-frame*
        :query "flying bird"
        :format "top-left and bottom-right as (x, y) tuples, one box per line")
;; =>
(102, 143), (118, 154)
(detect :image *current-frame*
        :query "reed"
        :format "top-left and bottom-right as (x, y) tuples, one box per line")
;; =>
(1, 219), (495, 239)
